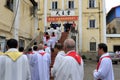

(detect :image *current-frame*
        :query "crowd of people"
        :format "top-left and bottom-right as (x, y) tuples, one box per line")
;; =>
(0, 29), (115, 80)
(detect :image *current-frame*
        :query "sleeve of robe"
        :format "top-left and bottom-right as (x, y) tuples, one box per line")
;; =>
(51, 53), (64, 77)
(0, 56), (5, 80)
(93, 58), (112, 80)
(25, 56), (31, 80)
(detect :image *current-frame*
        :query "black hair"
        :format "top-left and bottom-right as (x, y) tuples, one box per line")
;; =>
(44, 44), (47, 46)
(54, 43), (63, 50)
(45, 32), (49, 35)
(98, 43), (107, 52)
(33, 46), (38, 51)
(19, 47), (24, 52)
(7, 39), (18, 48)
(34, 42), (37, 45)
(28, 48), (32, 51)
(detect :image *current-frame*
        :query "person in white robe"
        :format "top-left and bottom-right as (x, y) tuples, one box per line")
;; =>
(44, 44), (51, 55)
(46, 27), (51, 35)
(30, 44), (51, 80)
(50, 32), (57, 48)
(44, 35), (52, 48)
(93, 43), (114, 80)
(0, 39), (31, 80)
(53, 38), (84, 80)
(56, 27), (62, 40)
(30, 46), (38, 80)
(50, 28), (54, 35)
(51, 43), (65, 77)
(26, 48), (33, 63)
(53, 28), (58, 40)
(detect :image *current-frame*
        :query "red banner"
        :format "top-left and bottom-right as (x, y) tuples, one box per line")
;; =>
(47, 16), (78, 22)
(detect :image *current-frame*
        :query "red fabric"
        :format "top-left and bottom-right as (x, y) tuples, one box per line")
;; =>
(44, 46), (48, 49)
(51, 35), (55, 37)
(66, 51), (81, 64)
(40, 52), (46, 56)
(44, 35), (46, 37)
(28, 52), (33, 54)
(46, 39), (49, 42)
(97, 56), (110, 71)
(72, 23), (76, 27)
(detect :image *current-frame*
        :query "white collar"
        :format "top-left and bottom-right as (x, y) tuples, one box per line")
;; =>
(6, 48), (18, 52)
(100, 53), (109, 58)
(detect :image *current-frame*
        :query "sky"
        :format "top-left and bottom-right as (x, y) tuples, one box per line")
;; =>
(105, 0), (120, 13)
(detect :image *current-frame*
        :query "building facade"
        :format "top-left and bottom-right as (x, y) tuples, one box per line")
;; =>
(106, 5), (120, 52)
(0, 0), (37, 52)
(37, 0), (106, 53)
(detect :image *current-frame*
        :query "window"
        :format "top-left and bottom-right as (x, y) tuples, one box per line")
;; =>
(89, 0), (95, 8)
(6, 0), (14, 11)
(0, 37), (6, 52)
(30, 6), (37, 17)
(52, 1), (58, 9)
(89, 19), (95, 28)
(19, 39), (25, 48)
(112, 27), (116, 34)
(68, 1), (74, 9)
(90, 42), (96, 51)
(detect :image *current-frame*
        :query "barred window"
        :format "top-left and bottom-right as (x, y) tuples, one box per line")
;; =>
(68, 1), (74, 9)
(90, 42), (96, 51)
(6, 0), (14, 11)
(52, 1), (58, 9)
(89, 19), (95, 28)
(19, 39), (25, 48)
(89, 0), (95, 8)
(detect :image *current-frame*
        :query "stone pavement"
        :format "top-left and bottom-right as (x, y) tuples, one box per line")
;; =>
(51, 60), (120, 80)
(84, 60), (120, 80)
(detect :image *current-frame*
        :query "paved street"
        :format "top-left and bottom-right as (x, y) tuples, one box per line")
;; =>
(51, 60), (120, 80)
(84, 60), (120, 80)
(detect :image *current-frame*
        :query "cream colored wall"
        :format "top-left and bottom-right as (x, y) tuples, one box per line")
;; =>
(106, 19), (120, 52)
(19, 0), (34, 38)
(0, 0), (14, 39)
(37, 0), (44, 32)
(82, 0), (104, 52)
(0, 0), (35, 48)
(107, 38), (120, 52)
(18, 0), (35, 48)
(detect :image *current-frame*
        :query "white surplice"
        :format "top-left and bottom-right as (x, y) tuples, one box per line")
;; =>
(51, 51), (65, 77)
(44, 46), (51, 55)
(53, 51), (84, 80)
(93, 53), (114, 80)
(0, 48), (31, 80)
(50, 36), (57, 48)
(30, 50), (51, 80)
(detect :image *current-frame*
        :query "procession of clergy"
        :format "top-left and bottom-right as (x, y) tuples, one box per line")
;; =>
(0, 26), (114, 80)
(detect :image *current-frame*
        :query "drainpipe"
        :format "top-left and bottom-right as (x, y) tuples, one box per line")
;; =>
(78, 0), (82, 53)
(44, 0), (48, 32)
(13, 0), (20, 41)
(98, 0), (101, 43)
(102, 0), (107, 43)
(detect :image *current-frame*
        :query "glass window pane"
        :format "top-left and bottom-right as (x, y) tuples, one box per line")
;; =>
(90, 42), (96, 51)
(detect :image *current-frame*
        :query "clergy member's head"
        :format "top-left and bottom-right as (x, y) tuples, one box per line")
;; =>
(7, 39), (18, 49)
(63, 38), (75, 53)
(38, 44), (44, 50)
(54, 43), (63, 53)
(98, 43), (108, 56)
